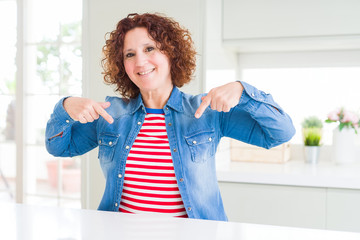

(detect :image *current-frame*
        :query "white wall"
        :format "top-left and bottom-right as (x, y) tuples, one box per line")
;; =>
(205, 0), (237, 71)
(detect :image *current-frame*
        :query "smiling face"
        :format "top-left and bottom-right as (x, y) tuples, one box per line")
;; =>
(123, 27), (173, 96)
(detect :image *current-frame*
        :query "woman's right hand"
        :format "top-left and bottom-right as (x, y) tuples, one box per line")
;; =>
(63, 97), (114, 124)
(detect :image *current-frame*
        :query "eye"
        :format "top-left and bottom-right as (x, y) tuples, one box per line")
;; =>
(145, 46), (155, 52)
(125, 52), (134, 58)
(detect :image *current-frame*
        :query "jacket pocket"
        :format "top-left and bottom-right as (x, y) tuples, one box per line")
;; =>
(98, 133), (120, 163)
(184, 129), (215, 163)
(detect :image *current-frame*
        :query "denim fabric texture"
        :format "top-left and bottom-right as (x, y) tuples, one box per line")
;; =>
(45, 81), (295, 221)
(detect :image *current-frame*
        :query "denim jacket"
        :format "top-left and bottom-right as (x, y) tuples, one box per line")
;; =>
(45, 81), (295, 221)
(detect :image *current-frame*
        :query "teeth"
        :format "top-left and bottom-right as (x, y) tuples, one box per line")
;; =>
(138, 69), (154, 75)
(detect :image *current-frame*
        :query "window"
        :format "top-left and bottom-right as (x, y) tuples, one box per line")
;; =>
(242, 67), (360, 145)
(23, 0), (82, 208)
(0, 0), (83, 208)
(237, 50), (360, 146)
(206, 51), (360, 163)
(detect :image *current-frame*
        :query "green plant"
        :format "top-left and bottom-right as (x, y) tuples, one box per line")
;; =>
(303, 128), (322, 146)
(302, 116), (323, 146)
(302, 116), (323, 129)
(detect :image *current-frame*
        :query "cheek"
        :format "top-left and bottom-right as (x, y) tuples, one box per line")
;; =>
(164, 60), (171, 75)
(124, 61), (133, 75)
(157, 56), (171, 72)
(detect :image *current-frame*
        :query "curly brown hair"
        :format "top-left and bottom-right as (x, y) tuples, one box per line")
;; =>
(101, 13), (197, 99)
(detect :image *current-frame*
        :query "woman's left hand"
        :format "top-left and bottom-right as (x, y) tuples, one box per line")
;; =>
(195, 81), (244, 118)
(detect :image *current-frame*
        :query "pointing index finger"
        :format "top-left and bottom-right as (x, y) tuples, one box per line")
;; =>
(94, 103), (114, 124)
(195, 95), (211, 119)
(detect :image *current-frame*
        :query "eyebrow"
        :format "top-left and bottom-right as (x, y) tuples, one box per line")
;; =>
(123, 43), (153, 54)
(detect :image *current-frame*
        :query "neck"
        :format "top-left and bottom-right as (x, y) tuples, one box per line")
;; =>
(141, 86), (173, 109)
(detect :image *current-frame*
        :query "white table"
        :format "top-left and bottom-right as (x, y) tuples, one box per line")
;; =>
(2, 203), (360, 240)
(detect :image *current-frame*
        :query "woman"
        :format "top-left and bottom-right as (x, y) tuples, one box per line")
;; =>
(46, 13), (295, 221)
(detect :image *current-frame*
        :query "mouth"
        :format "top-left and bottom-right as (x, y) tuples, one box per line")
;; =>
(138, 68), (155, 76)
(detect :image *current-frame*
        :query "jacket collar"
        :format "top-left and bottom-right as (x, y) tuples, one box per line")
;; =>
(133, 86), (183, 113)
(128, 93), (143, 115)
(165, 86), (183, 112)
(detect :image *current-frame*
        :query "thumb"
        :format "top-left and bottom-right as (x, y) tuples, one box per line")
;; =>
(99, 102), (111, 109)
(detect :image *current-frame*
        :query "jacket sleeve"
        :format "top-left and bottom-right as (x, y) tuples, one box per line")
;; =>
(45, 97), (98, 157)
(220, 81), (295, 149)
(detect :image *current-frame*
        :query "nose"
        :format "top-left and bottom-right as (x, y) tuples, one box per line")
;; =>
(135, 52), (147, 67)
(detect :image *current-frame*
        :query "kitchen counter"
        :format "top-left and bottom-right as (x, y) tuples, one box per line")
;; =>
(216, 158), (360, 232)
(2, 203), (360, 240)
(216, 159), (360, 189)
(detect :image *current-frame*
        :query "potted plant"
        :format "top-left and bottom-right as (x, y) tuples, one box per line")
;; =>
(325, 108), (360, 164)
(302, 116), (323, 164)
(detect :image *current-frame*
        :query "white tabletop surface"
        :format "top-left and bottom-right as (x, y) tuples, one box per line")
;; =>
(216, 159), (360, 189)
(2, 203), (360, 240)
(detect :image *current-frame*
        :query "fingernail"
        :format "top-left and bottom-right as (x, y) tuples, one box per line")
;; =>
(195, 113), (199, 118)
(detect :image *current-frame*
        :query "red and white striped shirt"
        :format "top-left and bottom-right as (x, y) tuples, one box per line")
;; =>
(119, 108), (188, 217)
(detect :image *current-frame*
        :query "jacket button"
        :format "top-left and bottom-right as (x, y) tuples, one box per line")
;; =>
(118, 174), (122, 178)
(115, 203), (118, 207)
(66, 120), (70, 123)
(99, 140), (101, 144)
(168, 123), (172, 126)
(173, 148), (177, 152)
(251, 93), (255, 97)
(137, 121), (141, 125)
(192, 140), (197, 144)
(166, 107), (169, 110)
(109, 141), (112, 145)
(187, 207), (192, 211)
(208, 137), (212, 142)
(126, 146), (130, 149)
(179, 178), (184, 182)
